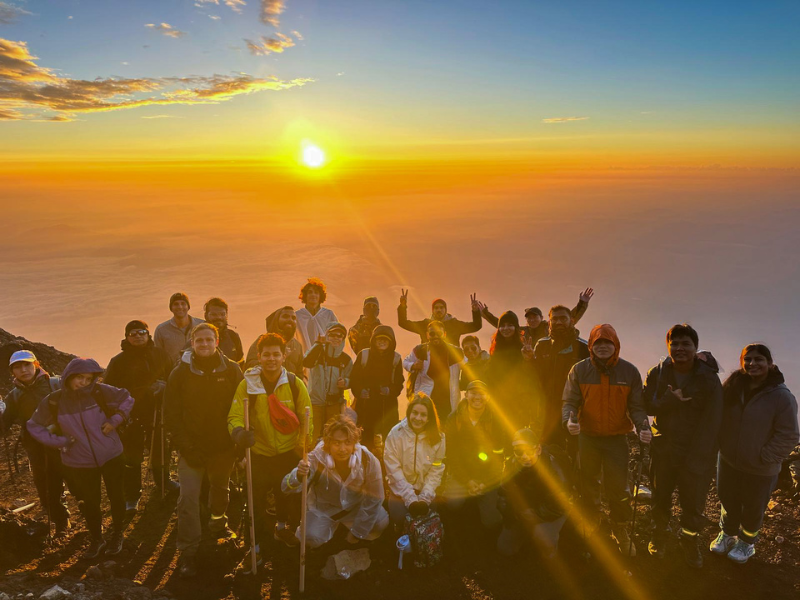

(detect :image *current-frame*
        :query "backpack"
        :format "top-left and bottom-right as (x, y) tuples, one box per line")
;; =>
(47, 385), (127, 433)
(404, 510), (444, 568)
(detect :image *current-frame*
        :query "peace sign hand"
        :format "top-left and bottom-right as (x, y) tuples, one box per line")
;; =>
(470, 293), (480, 311)
(400, 289), (409, 307)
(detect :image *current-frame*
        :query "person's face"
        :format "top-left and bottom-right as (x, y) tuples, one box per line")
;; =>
(513, 444), (541, 468)
(126, 327), (149, 348)
(258, 345), (285, 374)
(10, 362), (36, 384)
(462, 340), (480, 361)
(326, 329), (345, 346)
(743, 351), (771, 380)
(68, 373), (94, 391)
(466, 388), (488, 412)
(304, 287), (321, 308)
(205, 307), (228, 329)
(375, 336), (390, 352)
(278, 310), (297, 339)
(499, 322), (516, 339)
(550, 310), (571, 333)
(364, 302), (379, 319)
(408, 403), (429, 432)
(192, 329), (218, 358)
(171, 300), (189, 319)
(427, 325), (444, 345)
(329, 429), (356, 463)
(526, 313), (543, 329)
(668, 335), (697, 366)
(432, 303), (447, 320)
(592, 338), (616, 362)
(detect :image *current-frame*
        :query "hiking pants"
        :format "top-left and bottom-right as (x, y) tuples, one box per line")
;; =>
(22, 434), (69, 527)
(297, 504), (389, 548)
(497, 511), (567, 558)
(63, 454), (126, 539)
(120, 421), (167, 502)
(443, 479), (502, 529)
(251, 450), (301, 545)
(578, 433), (631, 525)
(717, 458), (777, 544)
(650, 449), (713, 534)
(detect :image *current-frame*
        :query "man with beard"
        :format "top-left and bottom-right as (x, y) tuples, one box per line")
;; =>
(204, 298), (244, 365)
(154, 292), (205, 365)
(105, 320), (178, 511)
(398, 290), (482, 346)
(532, 305), (590, 449)
(348, 296), (382, 355)
(244, 306), (304, 379)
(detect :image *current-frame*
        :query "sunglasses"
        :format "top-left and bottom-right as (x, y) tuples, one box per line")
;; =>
(513, 447), (538, 457)
(128, 329), (149, 336)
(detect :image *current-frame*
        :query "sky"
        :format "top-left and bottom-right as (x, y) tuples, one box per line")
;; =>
(1, 1), (799, 392)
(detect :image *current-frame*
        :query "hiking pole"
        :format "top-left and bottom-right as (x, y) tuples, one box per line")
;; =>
(147, 407), (158, 487)
(630, 420), (651, 557)
(160, 403), (166, 499)
(299, 406), (311, 593)
(243, 395), (258, 575)
(1, 412), (13, 481)
(44, 450), (52, 543)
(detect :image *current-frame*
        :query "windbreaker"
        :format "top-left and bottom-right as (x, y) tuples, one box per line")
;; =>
(383, 418), (446, 506)
(302, 322), (353, 407)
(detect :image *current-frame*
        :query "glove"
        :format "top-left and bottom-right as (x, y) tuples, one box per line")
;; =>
(232, 427), (256, 449)
(408, 501), (430, 519)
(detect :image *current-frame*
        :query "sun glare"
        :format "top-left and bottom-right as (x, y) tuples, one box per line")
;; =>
(302, 144), (326, 168)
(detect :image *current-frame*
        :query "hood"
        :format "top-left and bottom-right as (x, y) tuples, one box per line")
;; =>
(266, 306), (296, 337)
(369, 324), (397, 354)
(324, 321), (347, 357)
(120, 338), (154, 352)
(61, 357), (104, 386)
(724, 364), (785, 393)
(662, 350), (721, 374)
(180, 349), (227, 374)
(13, 367), (50, 390)
(244, 365), (288, 394)
(588, 324), (620, 367)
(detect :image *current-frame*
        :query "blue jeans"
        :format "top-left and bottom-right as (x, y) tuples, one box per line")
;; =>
(717, 458), (777, 544)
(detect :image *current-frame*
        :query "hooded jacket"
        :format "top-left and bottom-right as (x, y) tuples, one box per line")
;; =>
(228, 366), (312, 458)
(302, 322), (353, 407)
(296, 305), (339, 354)
(153, 315), (205, 364)
(349, 325), (405, 402)
(444, 399), (506, 487)
(719, 368), (799, 476)
(460, 350), (491, 390)
(348, 315), (382, 356)
(244, 307), (305, 378)
(562, 324), (647, 437)
(397, 304), (482, 346)
(27, 358), (133, 469)
(383, 418), (446, 507)
(403, 341), (464, 414)
(482, 299), (589, 344)
(643, 354), (723, 473)
(164, 350), (243, 464)
(2, 368), (60, 436)
(497, 448), (571, 525)
(282, 441), (386, 540)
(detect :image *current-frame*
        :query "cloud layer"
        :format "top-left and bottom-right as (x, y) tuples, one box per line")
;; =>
(244, 32), (295, 55)
(542, 116), (590, 124)
(260, 0), (285, 27)
(0, 2), (31, 25)
(145, 23), (187, 38)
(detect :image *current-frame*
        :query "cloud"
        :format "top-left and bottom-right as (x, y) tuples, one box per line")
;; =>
(145, 23), (187, 38)
(225, 0), (246, 13)
(260, 0), (284, 27)
(209, 15), (221, 20)
(0, 2), (31, 25)
(244, 32), (294, 55)
(291, 30), (303, 41)
(542, 116), (589, 124)
(141, 114), (182, 119)
(0, 37), (314, 121)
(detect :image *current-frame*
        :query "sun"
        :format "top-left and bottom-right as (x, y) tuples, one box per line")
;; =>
(301, 144), (326, 168)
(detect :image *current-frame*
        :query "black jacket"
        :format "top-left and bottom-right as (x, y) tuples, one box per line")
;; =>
(350, 325), (405, 401)
(397, 305), (482, 346)
(444, 400), (507, 487)
(2, 369), (60, 439)
(218, 327), (244, 364)
(497, 447), (571, 525)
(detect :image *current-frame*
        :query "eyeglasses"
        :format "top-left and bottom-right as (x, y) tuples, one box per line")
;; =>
(513, 447), (538, 457)
(128, 329), (149, 336)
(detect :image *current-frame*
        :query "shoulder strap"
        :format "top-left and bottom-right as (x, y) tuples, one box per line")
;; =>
(47, 389), (63, 420)
(288, 372), (299, 403)
(48, 377), (60, 393)
(93, 386), (115, 420)
(360, 349), (369, 368)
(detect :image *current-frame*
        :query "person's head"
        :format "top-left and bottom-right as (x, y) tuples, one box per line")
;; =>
(61, 358), (104, 392)
(524, 307), (543, 330)
(204, 297), (229, 330)
(431, 299), (447, 321)
(299, 278), (327, 309)
(740, 343), (774, 382)
(169, 292), (190, 318)
(191, 323), (219, 358)
(363, 296), (380, 320)
(9, 350), (39, 384)
(370, 325), (396, 354)
(511, 428), (542, 468)
(375, 334), (391, 352)
(326, 322), (346, 346)
(406, 393), (441, 440)
(588, 324), (620, 365)
(125, 320), (150, 348)
(666, 324), (698, 368)
(465, 380), (489, 413)
(548, 305), (573, 336)
(461, 335), (482, 361)
(427, 320), (445, 345)
(323, 415), (361, 463)
(490, 311), (522, 354)
(267, 306), (297, 342)
(257, 332), (286, 374)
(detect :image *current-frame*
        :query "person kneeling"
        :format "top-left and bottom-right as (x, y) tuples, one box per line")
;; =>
(282, 415), (388, 549)
(496, 429), (571, 559)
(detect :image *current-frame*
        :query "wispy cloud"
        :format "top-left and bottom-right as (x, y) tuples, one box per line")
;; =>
(291, 30), (303, 41)
(0, 2), (31, 25)
(0, 38), (313, 121)
(209, 15), (221, 20)
(244, 32), (294, 55)
(145, 23), (187, 39)
(260, 0), (284, 27)
(225, 0), (246, 13)
(542, 116), (589, 124)
(141, 114), (182, 119)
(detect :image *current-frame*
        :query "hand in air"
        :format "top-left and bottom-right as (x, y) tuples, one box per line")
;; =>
(399, 289), (409, 307)
(580, 288), (594, 303)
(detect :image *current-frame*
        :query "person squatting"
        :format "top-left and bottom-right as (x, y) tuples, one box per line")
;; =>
(1, 278), (797, 581)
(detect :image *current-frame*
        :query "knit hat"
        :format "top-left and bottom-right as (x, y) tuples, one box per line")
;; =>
(169, 292), (190, 310)
(125, 320), (149, 336)
(432, 298), (447, 310)
(524, 307), (543, 318)
(467, 380), (488, 392)
(511, 428), (540, 448)
(9, 350), (36, 367)
(363, 296), (379, 308)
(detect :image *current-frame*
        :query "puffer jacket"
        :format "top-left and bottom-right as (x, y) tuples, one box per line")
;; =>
(302, 322), (353, 407)
(719, 369), (799, 476)
(2, 369), (60, 438)
(228, 366), (312, 457)
(27, 358), (133, 469)
(282, 442), (387, 540)
(383, 418), (446, 506)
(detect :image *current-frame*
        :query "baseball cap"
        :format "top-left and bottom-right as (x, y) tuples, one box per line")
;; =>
(524, 307), (543, 318)
(9, 350), (37, 367)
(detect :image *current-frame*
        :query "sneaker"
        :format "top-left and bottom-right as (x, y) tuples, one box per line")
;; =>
(125, 498), (140, 513)
(208, 514), (229, 537)
(727, 540), (755, 564)
(178, 554), (198, 578)
(241, 547), (263, 575)
(648, 531), (668, 559)
(613, 528), (636, 557)
(274, 524), (299, 547)
(709, 531), (736, 555)
(105, 530), (124, 556)
(84, 537), (107, 559)
(679, 533), (703, 569)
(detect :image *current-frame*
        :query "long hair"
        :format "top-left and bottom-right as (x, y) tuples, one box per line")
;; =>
(490, 311), (523, 355)
(739, 343), (773, 369)
(406, 392), (442, 441)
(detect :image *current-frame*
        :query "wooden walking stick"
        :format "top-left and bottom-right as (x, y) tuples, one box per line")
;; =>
(243, 395), (258, 575)
(299, 406), (311, 593)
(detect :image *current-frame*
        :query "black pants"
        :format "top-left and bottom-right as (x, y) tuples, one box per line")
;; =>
(578, 433), (631, 525)
(63, 454), (126, 539)
(251, 450), (300, 546)
(120, 422), (167, 502)
(650, 447), (713, 534)
(356, 394), (399, 449)
(717, 458), (777, 544)
(22, 434), (69, 527)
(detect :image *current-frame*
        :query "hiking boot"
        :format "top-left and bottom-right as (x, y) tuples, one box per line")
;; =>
(709, 531), (736, 555)
(727, 540), (755, 564)
(178, 554), (198, 578)
(208, 514), (229, 537)
(84, 537), (107, 559)
(612, 527), (636, 557)
(54, 519), (71, 537)
(125, 498), (140, 514)
(105, 530), (124, 556)
(680, 532), (703, 568)
(241, 547), (263, 575)
(648, 530), (668, 559)
(274, 524), (299, 547)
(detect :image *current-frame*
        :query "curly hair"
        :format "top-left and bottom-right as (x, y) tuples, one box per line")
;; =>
(322, 415), (361, 448)
(299, 278), (328, 304)
(257, 332), (286, 354)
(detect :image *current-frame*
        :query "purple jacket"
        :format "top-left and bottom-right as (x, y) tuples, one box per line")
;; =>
(27, 358), (134, 469)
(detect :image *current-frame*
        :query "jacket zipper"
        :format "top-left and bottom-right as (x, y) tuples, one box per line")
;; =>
(78, 408), (101, 468)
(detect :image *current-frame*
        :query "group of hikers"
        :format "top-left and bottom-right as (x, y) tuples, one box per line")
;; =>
(1, 278), (798, 583)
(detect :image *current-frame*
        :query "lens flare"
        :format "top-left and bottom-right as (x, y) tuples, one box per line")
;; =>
(302, 144), (326, 168)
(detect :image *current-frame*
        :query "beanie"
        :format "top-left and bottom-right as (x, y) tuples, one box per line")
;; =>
(432, 298), (447, 310)
(125, 320), (149, 336)
(169, 292), (190, 310)
(363, 296), (379, 309)
(512, 428), (540, 448)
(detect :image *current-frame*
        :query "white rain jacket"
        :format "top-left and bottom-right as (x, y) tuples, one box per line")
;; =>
(383, 418), (446, 507)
